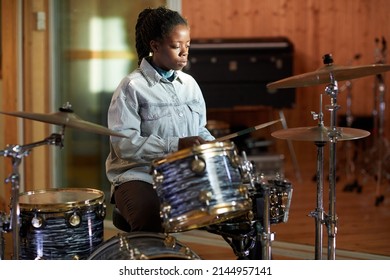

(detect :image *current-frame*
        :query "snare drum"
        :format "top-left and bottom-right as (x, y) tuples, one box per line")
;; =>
(88, 232), (201, 260)
(19, 188), (106, 260)
(152, 141), (252, 233)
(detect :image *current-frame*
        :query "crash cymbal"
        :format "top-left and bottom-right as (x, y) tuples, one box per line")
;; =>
(267, 63), (390, 89)
(271, 125), (370, 142)
(0, 109), (128, 138)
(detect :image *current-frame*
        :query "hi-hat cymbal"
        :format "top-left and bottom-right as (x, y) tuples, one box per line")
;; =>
(271, 125), (370, 142)
(0, 110), (128, 138)
(267, 63), (390, 89)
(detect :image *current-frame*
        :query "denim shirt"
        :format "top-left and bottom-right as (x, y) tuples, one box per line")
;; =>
(105, 58), (215, 199)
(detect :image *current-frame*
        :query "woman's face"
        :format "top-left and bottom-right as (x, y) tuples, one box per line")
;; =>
(150, 24), (190, 71)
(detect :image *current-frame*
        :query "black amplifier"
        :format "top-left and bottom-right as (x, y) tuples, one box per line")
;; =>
(183, 37), (295, 108)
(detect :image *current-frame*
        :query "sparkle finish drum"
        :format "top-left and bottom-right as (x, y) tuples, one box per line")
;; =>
(152, 141), (251, 233)
(19, 188), (106, 260)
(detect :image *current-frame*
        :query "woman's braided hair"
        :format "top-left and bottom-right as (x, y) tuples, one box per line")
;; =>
(135, 6), (188, 66)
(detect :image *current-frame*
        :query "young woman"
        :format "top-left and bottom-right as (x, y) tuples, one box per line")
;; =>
(105, 7), (214, 232)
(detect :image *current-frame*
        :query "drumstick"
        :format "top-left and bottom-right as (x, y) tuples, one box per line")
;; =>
(214, 119), (282, 142)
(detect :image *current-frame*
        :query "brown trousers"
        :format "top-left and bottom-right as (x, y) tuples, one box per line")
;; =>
(114, 180), (163, 232)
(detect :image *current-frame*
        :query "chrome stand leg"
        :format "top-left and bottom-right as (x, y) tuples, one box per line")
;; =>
(310, 141), (326, 259)
(261, 184), (273, 260)
(324, 64), (340, 260)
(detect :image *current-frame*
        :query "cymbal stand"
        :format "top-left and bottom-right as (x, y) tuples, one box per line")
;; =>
(309, 93), (326, 260)
(323, 54), (341, 260)
(260, 182), (273, 260)
(0, 132), (64, 260)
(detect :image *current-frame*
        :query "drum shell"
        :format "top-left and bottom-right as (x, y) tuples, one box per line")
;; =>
(19, 188), (106, 260)
(152, 141), (252, 233)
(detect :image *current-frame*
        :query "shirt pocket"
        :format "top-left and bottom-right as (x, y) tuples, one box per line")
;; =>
(139, 104), (173, 136)
(187, 101), (202, 126)
(139, 105), (171, 120)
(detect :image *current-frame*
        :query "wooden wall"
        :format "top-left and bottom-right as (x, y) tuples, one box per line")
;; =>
(0, 0), (51, 211)
(182, 0), (390, 168)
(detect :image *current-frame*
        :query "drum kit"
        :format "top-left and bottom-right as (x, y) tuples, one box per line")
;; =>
(0, 55), (389, 260)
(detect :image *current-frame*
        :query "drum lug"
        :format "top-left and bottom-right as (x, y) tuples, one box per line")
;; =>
(97, 204), (106, 220)
(270, 193), (279, 205)
(238, 185), (250, 198)
(199, 190), (212, 204)
(68, 212), (81, 227)
(31, 215), (44, 228)
(191, 156), (206, 174)
(160, 203), (172, 229)
(153, 170), (164, 187)
(164, 234), (176, 248)
(230, 153), (241, 169)
(246, 210), (254, 221)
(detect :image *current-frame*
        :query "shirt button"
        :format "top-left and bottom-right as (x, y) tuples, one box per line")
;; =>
(178, 112), (183, 117)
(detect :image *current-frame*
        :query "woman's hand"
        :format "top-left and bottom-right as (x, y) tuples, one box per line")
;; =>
(178, 136), (208, 150)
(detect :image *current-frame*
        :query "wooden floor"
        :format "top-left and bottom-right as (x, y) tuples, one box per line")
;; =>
(2, 151), (390, 260)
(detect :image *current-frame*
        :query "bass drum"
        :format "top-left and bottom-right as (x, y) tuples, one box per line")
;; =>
(88, 232), (201, 260)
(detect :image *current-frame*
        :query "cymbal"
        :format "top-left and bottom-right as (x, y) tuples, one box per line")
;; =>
(267, 63), (390, 89)
(271, 125), (370, 142)
(0, 110), (128, 138)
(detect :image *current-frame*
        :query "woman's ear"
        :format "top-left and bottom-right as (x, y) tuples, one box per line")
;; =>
(150, 40), (159, 53)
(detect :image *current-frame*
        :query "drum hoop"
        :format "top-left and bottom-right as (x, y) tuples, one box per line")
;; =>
(152, 141), (236, 166)
(19, 188), (105, 212)
(88, 232), (200, 260)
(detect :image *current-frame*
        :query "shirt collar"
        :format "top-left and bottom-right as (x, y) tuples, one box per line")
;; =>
(139, 58), (184, 86)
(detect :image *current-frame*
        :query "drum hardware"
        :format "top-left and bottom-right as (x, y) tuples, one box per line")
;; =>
(205, 170), (293, 260)
(268, 54), (385, 259)
(0, 102), (124, 260)
(190, 155), (206, 174)
(0, 132), (65, 260)
(260, 181), (274, 260)
(207, 221), (260, 259)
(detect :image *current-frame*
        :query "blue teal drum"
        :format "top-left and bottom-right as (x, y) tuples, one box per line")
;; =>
(152, 141), (252, 233)
(19, 188), (106, 260)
